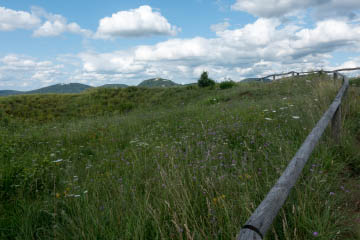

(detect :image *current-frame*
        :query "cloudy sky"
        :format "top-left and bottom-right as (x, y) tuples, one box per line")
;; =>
(1, 0), (360, 90)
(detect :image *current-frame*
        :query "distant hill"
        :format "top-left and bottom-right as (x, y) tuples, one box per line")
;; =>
(0, 90), (24, 97)
(138, 78), (179, 88)
(100, 84), (128, 88)
(0, 83), (92, 97)
(242, 78), (271, 83)
(27, 83), (92, 94)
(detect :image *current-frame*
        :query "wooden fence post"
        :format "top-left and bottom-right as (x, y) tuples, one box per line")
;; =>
(333, 72), (338, 80)
(331, 105), (341, 144)
(273, 75), (276, 81)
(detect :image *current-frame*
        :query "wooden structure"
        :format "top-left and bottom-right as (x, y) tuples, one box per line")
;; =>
(237, 68), (355, 239)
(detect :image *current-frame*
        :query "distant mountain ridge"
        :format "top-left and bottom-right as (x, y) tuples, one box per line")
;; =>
(138, 78), (179, 88)
(0, 83), (92, 96)
(0, 90), (23, 96)
(28, 83), (92, 94)
(0, 78), (180, 97)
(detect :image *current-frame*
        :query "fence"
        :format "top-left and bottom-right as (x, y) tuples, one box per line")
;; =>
(237, 68), (357, 239)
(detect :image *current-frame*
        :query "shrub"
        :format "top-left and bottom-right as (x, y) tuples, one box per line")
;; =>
(198, 71), (215, 88)
(219, 80), (236, 90)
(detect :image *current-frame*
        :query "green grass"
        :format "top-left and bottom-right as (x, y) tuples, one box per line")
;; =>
(0, 75), (359, 239)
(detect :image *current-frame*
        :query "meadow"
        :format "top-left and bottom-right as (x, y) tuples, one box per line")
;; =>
(0, 74), (359, 239)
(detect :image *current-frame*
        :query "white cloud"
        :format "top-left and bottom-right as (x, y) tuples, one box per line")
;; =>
(33, 11), (92, 37)
(231, 0), (360, 19)
(0, 6), (41, 31)
(210, 21), (230, 32)
(2, 13), (360, 89)
(95, 5), (180, 39)
(0, 54), (65, 90)
(0, 6), (91, 37)
(76, 17), (360, 85)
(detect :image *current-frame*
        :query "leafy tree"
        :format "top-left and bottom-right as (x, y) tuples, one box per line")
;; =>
(220, 80), (236, 89)
(198, 71), (215, 88)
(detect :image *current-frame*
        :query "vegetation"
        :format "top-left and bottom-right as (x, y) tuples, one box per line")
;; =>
(219, 80), (236, 90)
(100, 84), (128, 89)
(0, 75), (359, 239)
(350, 77), (360, 87)
(198, 71), (215, 88)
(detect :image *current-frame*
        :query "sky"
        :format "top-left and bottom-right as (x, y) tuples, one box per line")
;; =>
(1, 0), (360, 90)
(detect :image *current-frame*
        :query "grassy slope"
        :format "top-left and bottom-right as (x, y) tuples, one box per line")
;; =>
(0, 75), (359, 239)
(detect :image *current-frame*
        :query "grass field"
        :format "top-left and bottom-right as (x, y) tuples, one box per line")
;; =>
(0, 74), (359, 239)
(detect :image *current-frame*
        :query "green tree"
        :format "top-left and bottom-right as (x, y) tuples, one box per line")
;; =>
(198, 71), (215, 88)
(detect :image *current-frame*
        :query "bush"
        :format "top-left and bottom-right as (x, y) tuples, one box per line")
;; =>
(219, 80), (236, 89)
(198, 72), (215, 88)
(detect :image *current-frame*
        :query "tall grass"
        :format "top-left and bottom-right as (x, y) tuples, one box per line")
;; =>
(0, 75), (359, 239)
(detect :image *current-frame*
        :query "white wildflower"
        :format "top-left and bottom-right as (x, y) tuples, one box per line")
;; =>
(265, 118), (273, 121)
(53, 159), (63, 163)
(292, 116), (300, 119)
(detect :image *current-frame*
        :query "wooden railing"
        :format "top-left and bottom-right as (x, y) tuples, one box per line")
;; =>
(261, 67), (360, 81)
(237, 68), (356, 239)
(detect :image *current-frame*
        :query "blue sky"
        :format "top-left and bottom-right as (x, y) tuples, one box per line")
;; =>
(1, 0), (360, 90)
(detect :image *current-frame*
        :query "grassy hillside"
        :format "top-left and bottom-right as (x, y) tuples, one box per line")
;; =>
(0, 74), (359, 239)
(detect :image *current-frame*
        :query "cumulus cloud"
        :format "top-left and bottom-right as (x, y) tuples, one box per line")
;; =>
(0, 54), (65, 90)
(33, 15), (92, 37)
(77, 17), (360, 85)
(95, 5), (180, 39)
(0, 6), (91, 37)
(231, 0), (360, 20)
(0, 6), (41, 31)
(32, 7), (92, 37)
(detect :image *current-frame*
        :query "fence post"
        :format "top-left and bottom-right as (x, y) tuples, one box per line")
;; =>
(331, 105), (341, 144)
(273, 75), (276, 81)
(333, 71), (338, 80)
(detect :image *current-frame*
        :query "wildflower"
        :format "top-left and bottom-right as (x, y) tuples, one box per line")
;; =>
(50, 153), (55, 157)
(272, 110), (276, 113)
(265, 118), (272, 121)
(329, 192), (335, 195)
(292, 116), (300, 119)
(74, 195), (81, 198)
(263, 109), (269, 112)
(282, 97), (287, 100)
(83, 190), (88, 194)
(53, 159), (63, 163)
(313, 232), (319, 237)
(213, 195), (226, 204)
(56, 193), (61, 198)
